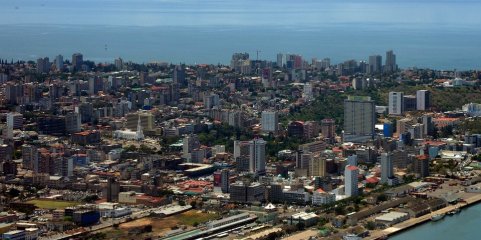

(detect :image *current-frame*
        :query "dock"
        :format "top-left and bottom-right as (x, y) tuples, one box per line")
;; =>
(366, 193), (481, 239)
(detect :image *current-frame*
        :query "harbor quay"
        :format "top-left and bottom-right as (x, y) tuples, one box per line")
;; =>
(366, 193), (481, 240)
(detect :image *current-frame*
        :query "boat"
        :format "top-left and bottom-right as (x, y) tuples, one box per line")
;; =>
(453, 207), (461, 214)
(447, 207), (461, 215)
(431, 213), (445, 221)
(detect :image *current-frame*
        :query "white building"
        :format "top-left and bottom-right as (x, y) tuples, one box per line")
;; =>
(312, 188), (335, 205)
(98, 202), (132, 218)
(261, 111), (279, 133)
(344, 165), (359, 197)
(380, 153), (394, 184)
(113, 115), (144, 141)
(463, 102), (481, 116)
(303, 83), (314, 100)
(416, 90), (431, 111)
(55, 55), (64, 71)
(388, 92), (404, 115)
(375, 211), (409, 226)
(183, 134), (200, 162)
(288, 212), (319, 227)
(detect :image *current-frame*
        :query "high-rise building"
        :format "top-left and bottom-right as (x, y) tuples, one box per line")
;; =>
(65, 112), (81, 133)
(343, 96), (376, 143)
(368, 55), (382, 74)
(22, 144), (38, 172)
(221, 169), (230, 193)
(104, 178), (120, 202)
(319, 58), (330, 70)
(321, 118), (336, 143)
(344, 165), (359, 197)
(88, 77), (104, 95)
(310, 156), (326, 177)
(414, 155), (429, 178)
(347, 155), (358, 166)
(416, 90), (431, 111)
(385, 50), (397, 73)
(125, 111), (154, 131)
(173, 65), (186, 86)
(233, 140), (250, 160)
(54, 157), (73, 177)
(37, 115), (66, 136)
(396, 118), (412, 136)
(183, 134), (200, 162)
(261, 111), (279, 133)
(403, 95), (417, 112)
(420, 114), (434, 136)
(203, 93), (220, 109)
(276, 53), (284, 68)
(72, 53), (83, 71)
(229, 182), (265, 203)
(303, 121), (320, 139)
(231, 53), (250, 73)
(249, 138), (266, 175)
(380, 153), (394, 184)
(36, 57), (50, 73)
(55, 55), (64, 71)
(389, 92), (404, 115)
(114, 57), (124, 70)
(6, 112), (22, 139)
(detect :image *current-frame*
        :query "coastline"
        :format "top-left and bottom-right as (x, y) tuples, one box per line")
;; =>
(365, 193), (481, 240)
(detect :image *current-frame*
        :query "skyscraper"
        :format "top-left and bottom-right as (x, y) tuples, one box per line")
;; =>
(22, 144), (38, 172)
(72, 53), (83, 71)
(55, 55), (64, 71)
(416, 90), (431, 111)
(104, 178), (120, 202)
(173, 65), (186, 86)
(347, 155), (358, 166)
(368, 55), (382, 74)
(276, 53), (284, 68)
(389, 92), (404, 115)
(380, 153), (394, 184)
(261, 111), (279, 133)
(114, 57), (124, 70)
(183, 134), (200, 162)
(343, 96), (376, 143)
(321, 118), (336, 143)
(344, 165), (359, 197)
(221, 169), (230, 193)
(65, 112), (81, 133)
(310, 156), (326, 177)
(385, 50), (397, 73)
(249, 138), (266, 175)
(414, 155), (429, 178)
(36, 57), (50, 73)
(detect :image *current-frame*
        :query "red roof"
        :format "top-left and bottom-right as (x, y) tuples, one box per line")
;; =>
(417, 155), (429, 160)
(366, 177), (379, 184)
(346, 165), (358, 171)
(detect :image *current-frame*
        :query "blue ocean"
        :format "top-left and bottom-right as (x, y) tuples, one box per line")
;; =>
(1, 0), (481, 69)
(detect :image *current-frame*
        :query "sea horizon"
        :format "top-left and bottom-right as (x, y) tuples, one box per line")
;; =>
(1, 0), (481, 70)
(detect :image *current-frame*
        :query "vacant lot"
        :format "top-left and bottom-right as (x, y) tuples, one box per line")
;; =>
(27, 199), (80, 209)
(109, 210), (219, 238)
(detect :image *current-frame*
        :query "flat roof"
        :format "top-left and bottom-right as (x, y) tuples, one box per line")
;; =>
(375, 211), (408, 222)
